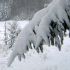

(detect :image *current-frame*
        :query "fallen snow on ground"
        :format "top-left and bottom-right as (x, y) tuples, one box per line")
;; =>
(0, 21), (70, 70)
(0, 34), (70, 70)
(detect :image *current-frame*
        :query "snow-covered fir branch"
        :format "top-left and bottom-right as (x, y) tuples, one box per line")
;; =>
(8, 0), (70, 66)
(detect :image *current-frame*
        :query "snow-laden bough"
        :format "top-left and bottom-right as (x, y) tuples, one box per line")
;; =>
(8, 0), (70, 66)
(8, 4), (54, 66)
(35, 0), (70, 52)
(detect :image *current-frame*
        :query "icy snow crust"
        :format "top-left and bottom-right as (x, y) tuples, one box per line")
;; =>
(8, 0), (70, 66)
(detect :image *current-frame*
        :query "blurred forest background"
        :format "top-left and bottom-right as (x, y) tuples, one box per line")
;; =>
(0, 0), (52, 20)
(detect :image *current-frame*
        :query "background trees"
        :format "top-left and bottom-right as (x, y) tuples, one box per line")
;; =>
(7, 21), (21, 48)
(0, 0), (52, 20)
(4, 21), (21, 48)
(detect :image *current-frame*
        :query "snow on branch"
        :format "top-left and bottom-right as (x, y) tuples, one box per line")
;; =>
(35, 0), (70, 52)
(8, 0), (70, 66)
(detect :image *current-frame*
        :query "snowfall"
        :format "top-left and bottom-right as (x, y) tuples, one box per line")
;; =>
(0, 21), (70, 70)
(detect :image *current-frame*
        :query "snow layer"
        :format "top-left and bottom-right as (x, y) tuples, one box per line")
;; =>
(0, 35), (70, 70)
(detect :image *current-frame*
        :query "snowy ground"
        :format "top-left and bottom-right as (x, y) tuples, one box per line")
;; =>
(0, 21), (70, 70)
(0, 35), (70, 70)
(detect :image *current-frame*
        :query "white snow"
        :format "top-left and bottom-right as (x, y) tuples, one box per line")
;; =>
(0, 35), (70, 70)
(0, 21), (29, 44)
(35, 0), (70, 51)
(0, 21), (69, 70)
(0, 0), (70, 69)
(0, 21), (70, 70)
(8, 0), (70, 67)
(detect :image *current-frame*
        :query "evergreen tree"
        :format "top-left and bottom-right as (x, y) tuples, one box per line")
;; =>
(7, 21), (21, 48)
